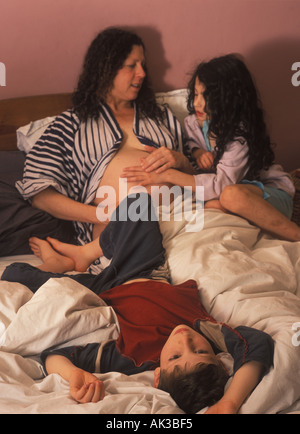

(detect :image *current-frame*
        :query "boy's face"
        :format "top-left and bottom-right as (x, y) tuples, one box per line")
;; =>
(154, 325), (220, 387)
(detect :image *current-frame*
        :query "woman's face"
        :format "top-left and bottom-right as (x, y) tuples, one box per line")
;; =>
(107, 45), (146, 106)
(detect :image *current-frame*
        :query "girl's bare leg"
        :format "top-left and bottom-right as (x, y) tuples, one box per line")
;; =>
(204, 199), (227, 212)
(220, 184), (300, 241)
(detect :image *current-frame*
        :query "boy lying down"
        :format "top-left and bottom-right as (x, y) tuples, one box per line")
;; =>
(2, 193), (274, 414)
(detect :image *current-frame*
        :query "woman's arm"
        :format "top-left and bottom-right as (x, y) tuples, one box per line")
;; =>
(32, 187), (99, 224)
(45, 354), (105, 403)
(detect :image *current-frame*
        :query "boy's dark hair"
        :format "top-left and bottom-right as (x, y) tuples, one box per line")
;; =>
(158, 362), (229, 413)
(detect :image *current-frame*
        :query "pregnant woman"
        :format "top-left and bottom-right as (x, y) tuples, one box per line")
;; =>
(16, 27), (191, 271)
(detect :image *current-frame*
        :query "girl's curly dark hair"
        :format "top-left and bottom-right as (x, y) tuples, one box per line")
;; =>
(72, 27), (164, 122)
(187, 54), (275, 180)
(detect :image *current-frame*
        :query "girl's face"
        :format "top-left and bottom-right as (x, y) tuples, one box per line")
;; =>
(107, 45), (146, 107)
(194, 78), (209, 126)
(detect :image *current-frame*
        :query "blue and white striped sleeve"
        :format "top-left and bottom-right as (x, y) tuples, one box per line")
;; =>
(16, 110), (80, 200)
(162, 105), (184, 153)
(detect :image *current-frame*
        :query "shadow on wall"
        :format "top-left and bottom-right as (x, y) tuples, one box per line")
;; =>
(111, 27), (299, 170)
(119, 25), (171, 92)
(246, 37), (300, 170)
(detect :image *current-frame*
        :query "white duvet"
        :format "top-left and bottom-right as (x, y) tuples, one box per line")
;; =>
(0, 208), (300, 414)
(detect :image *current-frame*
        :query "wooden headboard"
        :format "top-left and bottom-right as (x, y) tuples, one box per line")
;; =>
(0, 93), (72, 151)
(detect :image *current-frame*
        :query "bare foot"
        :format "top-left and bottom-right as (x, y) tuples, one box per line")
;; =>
(29, 237), (75, 273)
(46, 237), (102, 272)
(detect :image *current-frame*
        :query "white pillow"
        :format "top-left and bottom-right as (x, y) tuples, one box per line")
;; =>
(155, 88), (189, 128)
(16, 89), (189, 153)
(16, 116), (55, 153)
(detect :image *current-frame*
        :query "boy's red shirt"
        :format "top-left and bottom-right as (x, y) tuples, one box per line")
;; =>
(101, 279), (214, 366)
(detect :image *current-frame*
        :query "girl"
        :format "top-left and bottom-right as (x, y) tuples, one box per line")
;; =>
(122, 54), (300, 241)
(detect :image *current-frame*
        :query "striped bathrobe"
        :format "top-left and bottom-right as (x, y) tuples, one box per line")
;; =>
(16, 102), (184, 257)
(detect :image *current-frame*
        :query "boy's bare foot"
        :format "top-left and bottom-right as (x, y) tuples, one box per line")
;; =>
(46, 237), (102, 272)
(29, 237), (75, 273)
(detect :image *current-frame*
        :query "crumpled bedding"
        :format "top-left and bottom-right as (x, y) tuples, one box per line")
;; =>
(0, 208), (299, 414)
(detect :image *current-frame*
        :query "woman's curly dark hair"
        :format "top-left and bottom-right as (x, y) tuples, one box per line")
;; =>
(72, 27), (164, 122)
(187, 54), (275, 180)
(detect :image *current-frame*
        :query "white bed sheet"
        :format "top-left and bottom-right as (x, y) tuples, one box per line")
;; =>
(0, 208), (300, 414)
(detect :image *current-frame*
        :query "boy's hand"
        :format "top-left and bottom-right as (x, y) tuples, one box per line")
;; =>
(69, 368), (105, 404)
(205, 399), (239, 414)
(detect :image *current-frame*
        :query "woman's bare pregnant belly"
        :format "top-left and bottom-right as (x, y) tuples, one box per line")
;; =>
(92, 147), (173, 238)
(95, 147), (150, 204)
(94, 147), (173, 204)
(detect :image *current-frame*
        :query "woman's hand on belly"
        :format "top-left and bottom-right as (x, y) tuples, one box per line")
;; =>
(94, 147), (152, 204)
(139, 145), (193, 174)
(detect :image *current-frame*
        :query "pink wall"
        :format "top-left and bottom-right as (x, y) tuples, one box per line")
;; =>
(0, 0), (299, 170)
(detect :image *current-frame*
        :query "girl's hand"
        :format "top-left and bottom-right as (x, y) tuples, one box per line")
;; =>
(141, 145), (184, 174)
(193, 149), (215, 170)
(121, 166), (166, 186)
(69, 368), (105, 404)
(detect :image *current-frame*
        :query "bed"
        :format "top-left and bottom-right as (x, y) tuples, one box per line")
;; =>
(0, 92), (300, 415)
